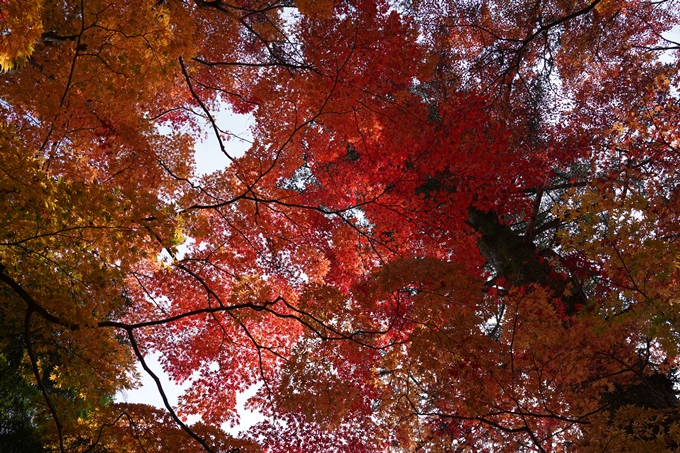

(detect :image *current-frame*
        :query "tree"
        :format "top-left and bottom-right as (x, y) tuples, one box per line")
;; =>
(2, 0), (680, 451)
(0, 335), (46, 453)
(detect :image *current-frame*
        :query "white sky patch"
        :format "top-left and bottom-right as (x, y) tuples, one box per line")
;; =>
(117, 353), (191, 409)
(116, 353), (264, 435)
(659, 24), (680, 65)
(194, 106), (254, 175)
(226, 383), (263, 435)
(155, 104), (254, 176)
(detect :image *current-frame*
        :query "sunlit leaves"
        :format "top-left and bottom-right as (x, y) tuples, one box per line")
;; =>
(0, 0), (43, 71)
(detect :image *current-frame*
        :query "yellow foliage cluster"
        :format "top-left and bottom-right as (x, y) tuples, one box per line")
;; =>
(0, 0), (43, 71)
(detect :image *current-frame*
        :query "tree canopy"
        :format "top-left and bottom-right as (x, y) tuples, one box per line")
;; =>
(2, 0), (680, 451)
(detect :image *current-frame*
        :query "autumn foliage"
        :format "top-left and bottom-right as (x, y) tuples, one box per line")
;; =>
(2, 0), (680, 451)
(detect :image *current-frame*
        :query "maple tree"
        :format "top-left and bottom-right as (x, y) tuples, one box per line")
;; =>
(2, 0), (680, 451)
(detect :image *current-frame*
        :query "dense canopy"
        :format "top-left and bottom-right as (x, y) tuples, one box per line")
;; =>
(2, 0), (680, 451)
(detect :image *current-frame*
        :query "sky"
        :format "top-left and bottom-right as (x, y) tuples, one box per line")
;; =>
(193, 108), (254, 175)
(118, 353), (263, 435)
